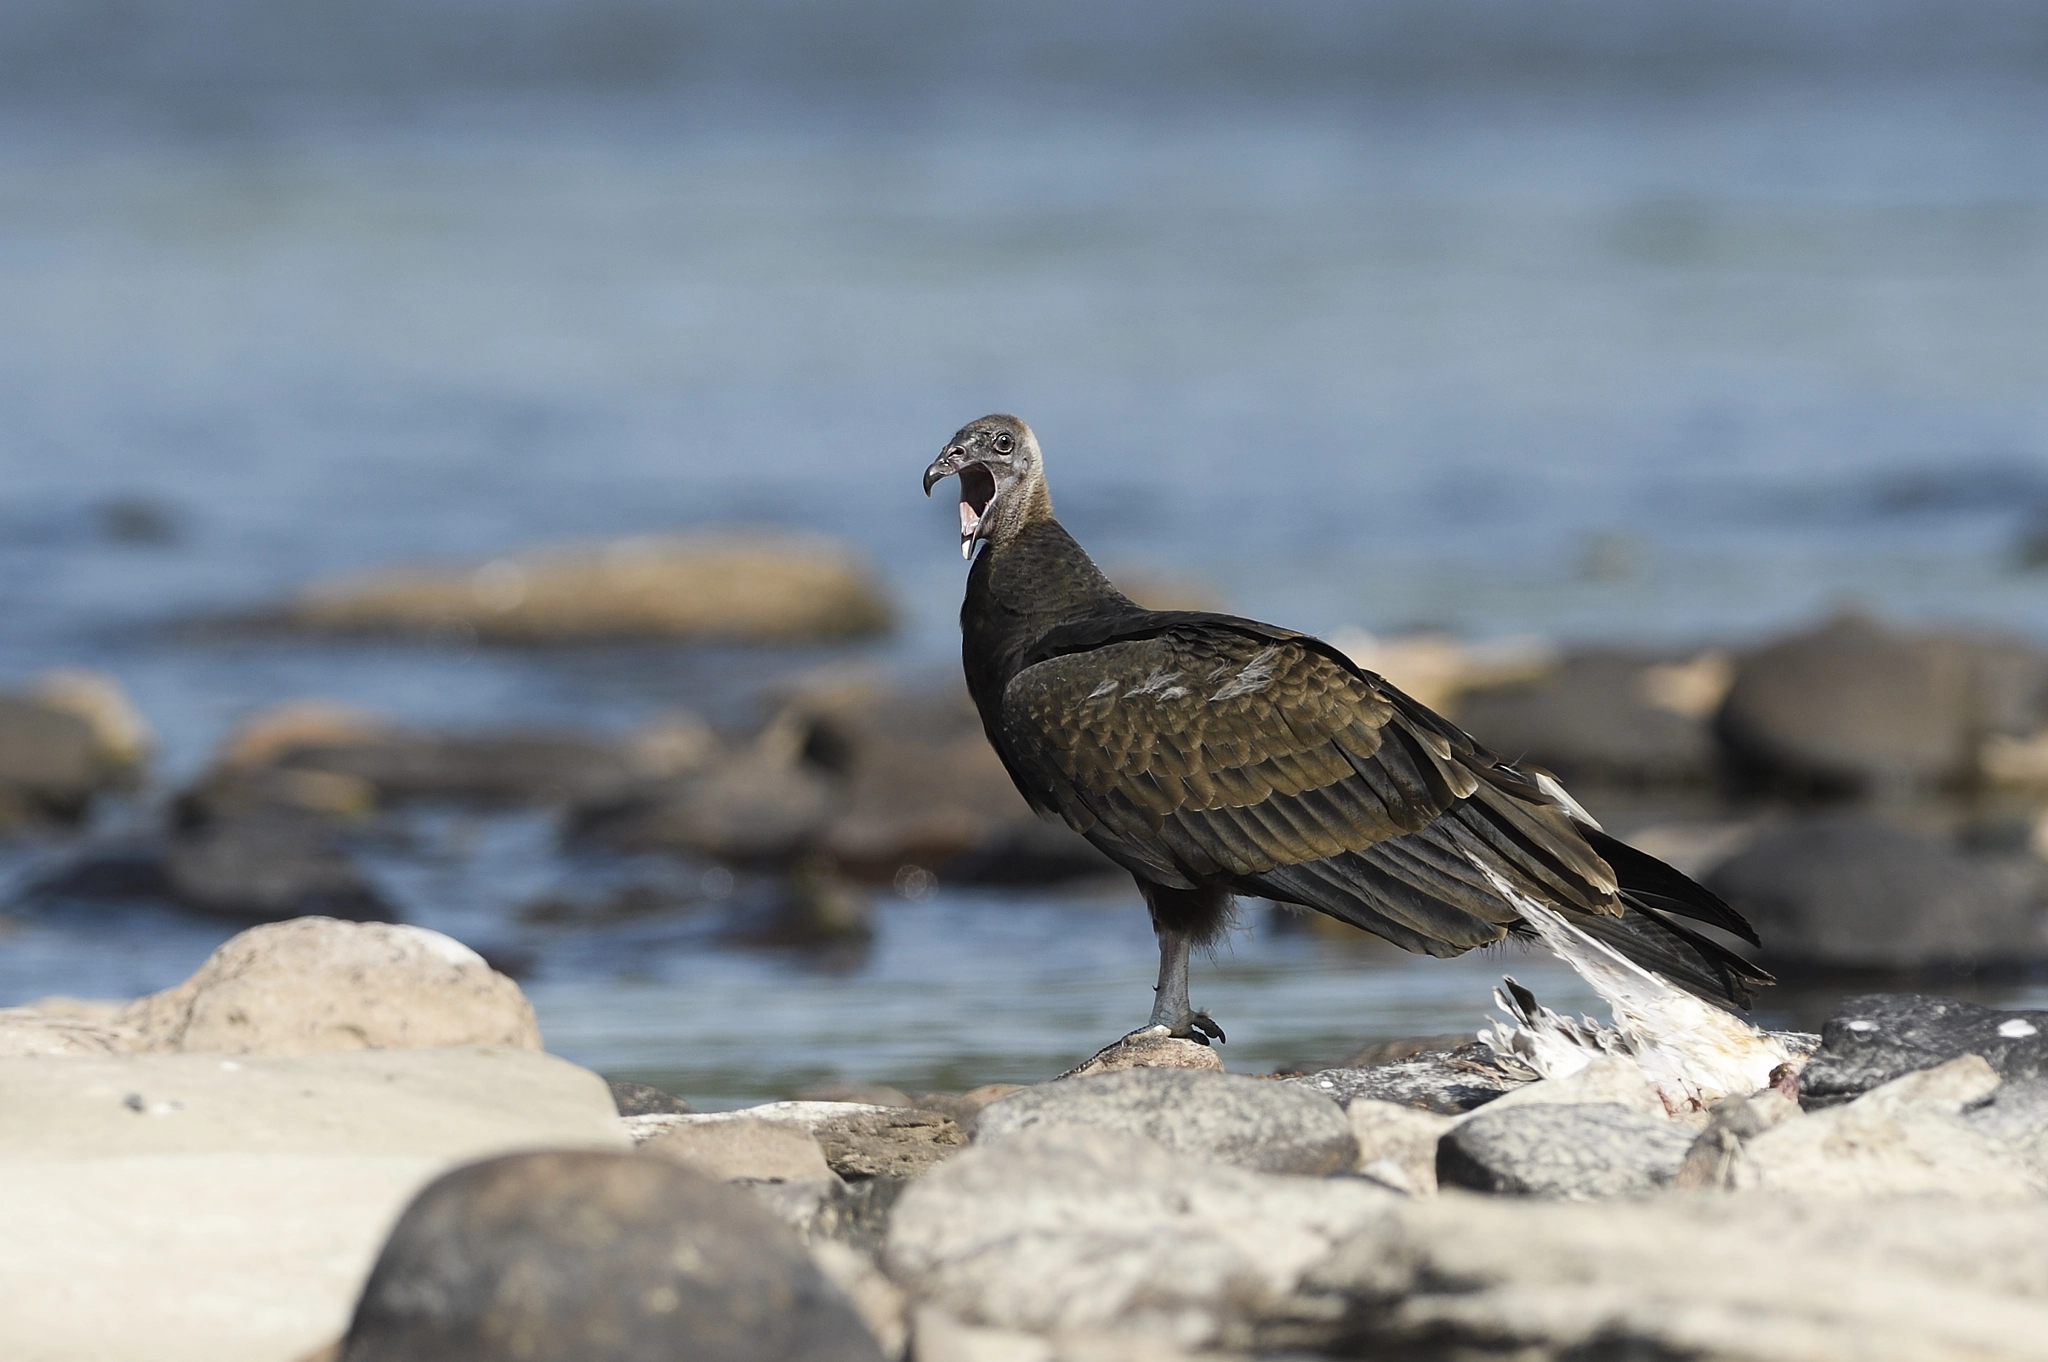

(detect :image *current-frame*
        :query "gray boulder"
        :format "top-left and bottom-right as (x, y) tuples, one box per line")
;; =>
(810, 1108), (967, 1180)
(0, 695), (121, 825)
(975, 1068), (1357, 1176)
(885, 1125), (1391, 1348)
(1704, 814), (2047, 973)
(337, 1150), (885, 1362)
(1799, 993), (2048, 1107)
(606, 1078), (691, 1116)
(1965, 1078), (2048, 1179)
(1716, 612), (2048, 796)
(1435, 1102), (1696, 1198)
(1452, 650), (1718, 787)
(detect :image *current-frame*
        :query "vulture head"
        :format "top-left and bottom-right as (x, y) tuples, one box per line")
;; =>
(923, 414), (1046, 559)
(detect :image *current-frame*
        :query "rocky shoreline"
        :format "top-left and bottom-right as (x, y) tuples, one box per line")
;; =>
(4, 915), (2045, 1361)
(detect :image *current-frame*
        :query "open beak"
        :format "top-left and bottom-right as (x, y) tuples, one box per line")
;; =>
(923, 447), (999, 559)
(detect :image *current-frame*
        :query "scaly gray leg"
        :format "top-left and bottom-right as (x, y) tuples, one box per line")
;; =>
(1139, 926), (1225, 1044)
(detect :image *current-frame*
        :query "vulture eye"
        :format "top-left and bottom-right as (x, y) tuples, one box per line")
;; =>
(992, 432), (1015, 455)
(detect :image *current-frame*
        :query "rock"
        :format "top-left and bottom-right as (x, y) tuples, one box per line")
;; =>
(287, 531), (892, 643)
(1451, 649), (1721, 786)
(1287, 1188), (2048, 1360)
(1798, 993), (2048, 1106)
(798, 1081), (914, 1107)
(29, 668), (154, 772)
(811, 1108), (967, 1180)
(886, 1126), (1391, 1348)
(1965, 1078), (2048, 1178)
(607, 1078), (692, 1115)
(1060, 1031), (1225, 1079)
(1715, 611), (2048, 796)
(729, 861), (875, 948)
(0, 1046), (628, 1362)
(908, 1085), (1028, 1131)
(642, 1117), (838, 1183)
(1345, 1099), (1455, 1193)
(336, 1150), (885, 1362)
(120, 918), (541, 1055)
(0, 692), (120, 825)
(1286, 1044), (1520, 1115)
(276, 730), (643, 806)
(1729, 1056), (2041, 1198)
(570, 727), (838, 864)
(753, 1176), (911, 1255)
(1435, 1102), (1696, 1198)
(811, 1241), (909, 1361)
(975, 1069), (1356, 1176)
(1671, 1089), (1802, 1188)
(1326, 629), (1557, 714)
(1704, 815), (2048, 972)
(0, 1004), (134, 1057)
(163, 814), (397, 923)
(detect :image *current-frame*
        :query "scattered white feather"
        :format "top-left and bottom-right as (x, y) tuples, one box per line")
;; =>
(1210, 646), (1282, 701)
(1467, 862), (1799, 1114)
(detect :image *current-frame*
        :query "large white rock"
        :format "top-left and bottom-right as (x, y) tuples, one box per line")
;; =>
(0, 1045), (627, 1362)
(119, 917), (541, 1055)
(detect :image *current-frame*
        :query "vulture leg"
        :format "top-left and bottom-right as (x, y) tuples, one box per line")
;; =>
(1137, 880), (1230, 1043)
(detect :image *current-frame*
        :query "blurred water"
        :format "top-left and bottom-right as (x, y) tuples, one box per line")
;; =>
(2, 4), (2047, 1100)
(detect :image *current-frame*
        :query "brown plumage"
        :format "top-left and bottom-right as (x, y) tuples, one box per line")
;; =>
(924, 414), (1768, 1042)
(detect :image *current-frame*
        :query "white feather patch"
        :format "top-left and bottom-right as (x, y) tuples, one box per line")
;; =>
(1210, 646), (1283, 701)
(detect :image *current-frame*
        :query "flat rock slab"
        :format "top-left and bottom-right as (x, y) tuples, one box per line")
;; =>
(1436, 1101), (1697, 1198)
(811, 1107), (966, 1179)
(1287, 1046), (1520, 1115)
(0, 1046), (627, 1362)
(976, 1068), (1357, 1176)
(338, 1150), (883, 1362)
(1289, 1190), (2048, 1362)
(1801, 993), (2048, 1107)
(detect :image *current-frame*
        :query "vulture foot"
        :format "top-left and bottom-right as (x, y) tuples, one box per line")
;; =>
(1128, 1011), (1226, 1046)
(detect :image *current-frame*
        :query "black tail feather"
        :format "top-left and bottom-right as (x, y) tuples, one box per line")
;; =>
(1563, 893), (1774, 1010)
(1584, 828), (1761, 947)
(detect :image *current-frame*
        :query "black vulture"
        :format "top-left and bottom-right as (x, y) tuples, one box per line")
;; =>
(923, 414), (1768, 1045)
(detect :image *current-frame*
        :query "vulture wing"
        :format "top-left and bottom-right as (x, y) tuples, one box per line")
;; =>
(998, 612), (1766, 1006)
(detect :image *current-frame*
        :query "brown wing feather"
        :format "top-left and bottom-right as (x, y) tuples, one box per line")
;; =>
(996, 626), (1621, 948)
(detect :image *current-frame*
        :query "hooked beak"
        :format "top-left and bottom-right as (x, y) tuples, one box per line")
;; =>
(924, 445), (998, 559)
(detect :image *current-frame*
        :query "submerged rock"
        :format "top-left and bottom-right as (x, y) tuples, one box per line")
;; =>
(976, 1068), (1356, 1176)
(1705, 813), (2047, 973)
(287, 531), (892, 644)
(1435, 1101), (1696, 1198)
(118, 917), (540, 1056)
(337, 1151), (884, 1362)
(1798, 993), (2048, 1107)
(164, 814), (397, 924)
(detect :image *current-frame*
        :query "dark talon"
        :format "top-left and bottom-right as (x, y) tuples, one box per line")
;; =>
(1191, 1012), (1226, 1044)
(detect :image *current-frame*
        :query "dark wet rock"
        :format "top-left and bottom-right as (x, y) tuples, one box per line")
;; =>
(1288, 1044), (1521, 1115)
(1452, 649), (1719, 786)
(811, 1108), (967, 1180)
(570, 734), (837, 865)
(1798, 994), (2048, 1108)
(288, 531), (893, 644)
(17, 839), (174, 904)
(1705, 814), (2048, 972)
(1436, 1101), (1695, 1198)
(1716, 612), (2048, 796)
(278, 731), (642, 806)
(607, 1078), (691, 1116)
(725, 863), (875, 949)
(336, 1150), (885, 1362)
(162, 813), (396, 923)
(977, 1068), (1356, 1176)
